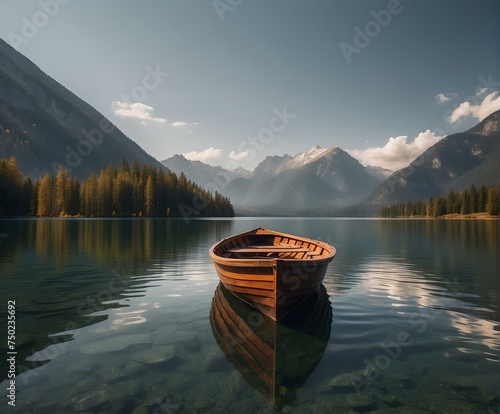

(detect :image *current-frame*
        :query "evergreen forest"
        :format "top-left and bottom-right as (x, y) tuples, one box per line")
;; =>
(0, 157), (234, 218)
(379, 184), (500, 218)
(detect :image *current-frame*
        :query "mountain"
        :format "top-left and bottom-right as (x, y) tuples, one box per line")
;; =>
(250, 154), (292, 180)
(236, 146), (382, 213)
(365, 165), (394, 181)
(367, 110), (500, 206)
(163, 145), (385, 215)
(160, 154), (251, 191)
(275, 145), (330, 173)
(0, 39), (164, 179)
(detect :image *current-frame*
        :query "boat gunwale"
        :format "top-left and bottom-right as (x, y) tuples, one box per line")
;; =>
(209, 227), (336, 266)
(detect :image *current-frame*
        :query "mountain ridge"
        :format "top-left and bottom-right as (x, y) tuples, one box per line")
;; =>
(366, 110), (500, 207)
(163, 145), (388, 214)
(0, 38), (164, 179)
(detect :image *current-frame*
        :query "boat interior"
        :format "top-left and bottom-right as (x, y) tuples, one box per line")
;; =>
(218, 234), (328, 260)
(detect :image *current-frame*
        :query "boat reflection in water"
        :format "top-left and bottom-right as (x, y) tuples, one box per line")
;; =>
(210, 282), (332, 410)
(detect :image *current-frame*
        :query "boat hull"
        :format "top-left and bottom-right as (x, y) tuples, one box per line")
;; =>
(209, 228), (335, 321)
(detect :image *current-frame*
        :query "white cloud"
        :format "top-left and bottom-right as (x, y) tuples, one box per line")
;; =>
(171, 121), (188, 127)
(435, 92), (457, 103)
(476, 87), (489, 97)
(228, 150), (250, 160)
(349, 130), (445, 171)
(448, 92), (500, 124)
(112, 101), (166, 124)
(183, 147), (222, 162)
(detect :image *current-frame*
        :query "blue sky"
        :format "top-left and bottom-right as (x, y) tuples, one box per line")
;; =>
(1, 0), (499, 171)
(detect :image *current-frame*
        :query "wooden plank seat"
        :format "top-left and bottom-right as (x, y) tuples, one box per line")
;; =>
(227, 247), (311, 253)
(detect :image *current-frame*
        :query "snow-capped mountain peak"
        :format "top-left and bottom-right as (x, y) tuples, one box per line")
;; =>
(276, 145), (332, 173)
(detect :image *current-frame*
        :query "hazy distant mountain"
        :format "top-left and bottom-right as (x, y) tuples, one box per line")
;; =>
(162, 111), (500, 215)
(0, 39), (164, 179)
(250, 154), (292, 180)
(163, 145), (385, 214)
(367, 110), (500, 205)
(161, 154), (251, 191)
(365, 165), (394, 181)
(236, 146), (383, 213)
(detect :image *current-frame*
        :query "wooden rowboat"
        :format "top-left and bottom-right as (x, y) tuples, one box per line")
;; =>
(210, 282), (332, 410)
(209, 228), (336, 321)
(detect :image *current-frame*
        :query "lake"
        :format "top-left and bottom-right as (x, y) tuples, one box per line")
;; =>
(0, 218), (498, 413)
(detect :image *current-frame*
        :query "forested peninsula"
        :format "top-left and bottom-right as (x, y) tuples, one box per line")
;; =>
(0, 157), (234, 218)
(379, 184), (500, 219)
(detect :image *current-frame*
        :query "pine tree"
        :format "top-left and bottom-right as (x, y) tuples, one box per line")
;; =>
(55, 167), (71, 216)
(120, 158), (130, 173)
(18, 177), (33, 215)
(31, 179), (40, 216)
(37, 173), (54, 217)
(425, 197), (433, 217)
(478, 185), (488, 212)
(460, 190), (471, 214)
(68, 177), (80, 216)
(144, 175), (155, 216)
(486, 188), (499, 215)
(0, 157), (23, 215)
(433, 197), (446, 218)
(97, 169), (113, 216)
(469, 184), (478, 213)
(446, 191), (458, 214)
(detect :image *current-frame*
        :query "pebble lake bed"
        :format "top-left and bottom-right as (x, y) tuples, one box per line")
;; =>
(0, 218), (498, 413)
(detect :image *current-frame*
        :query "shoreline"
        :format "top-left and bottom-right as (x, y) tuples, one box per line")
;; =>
(380, 212), (500, 220)
(439, 212), (500, 220)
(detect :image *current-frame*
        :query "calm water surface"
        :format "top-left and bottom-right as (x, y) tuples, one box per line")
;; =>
(0, 218), (498, 413)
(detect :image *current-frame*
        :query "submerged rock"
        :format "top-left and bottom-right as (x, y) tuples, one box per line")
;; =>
(329, 368), (376, 390)
(163, 330), (200, 352)
(457, 389), (496, 405)
(70, 360), (98, 374)
(372, 390), (399, 405)
(203, 347), (229, 372)
(79, 333), (151, 354)
(441, 375), (479, 390)
(16, 333), (36, 349)
(193, 397), (215, 411)
(130, 345), (176, 365)
(308, 404), (333, 414)
(346, 394), (374, 409)
(99, 366), (128, 383)
(71, 385), (111, 411)
(152, 324), (178, 345)
(116, 380), (142, 397)
(26, 343), (70, 362)
(165, 372), (192, 394)
(230, 398), (259, 413)
(131, 406), (148, 414)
